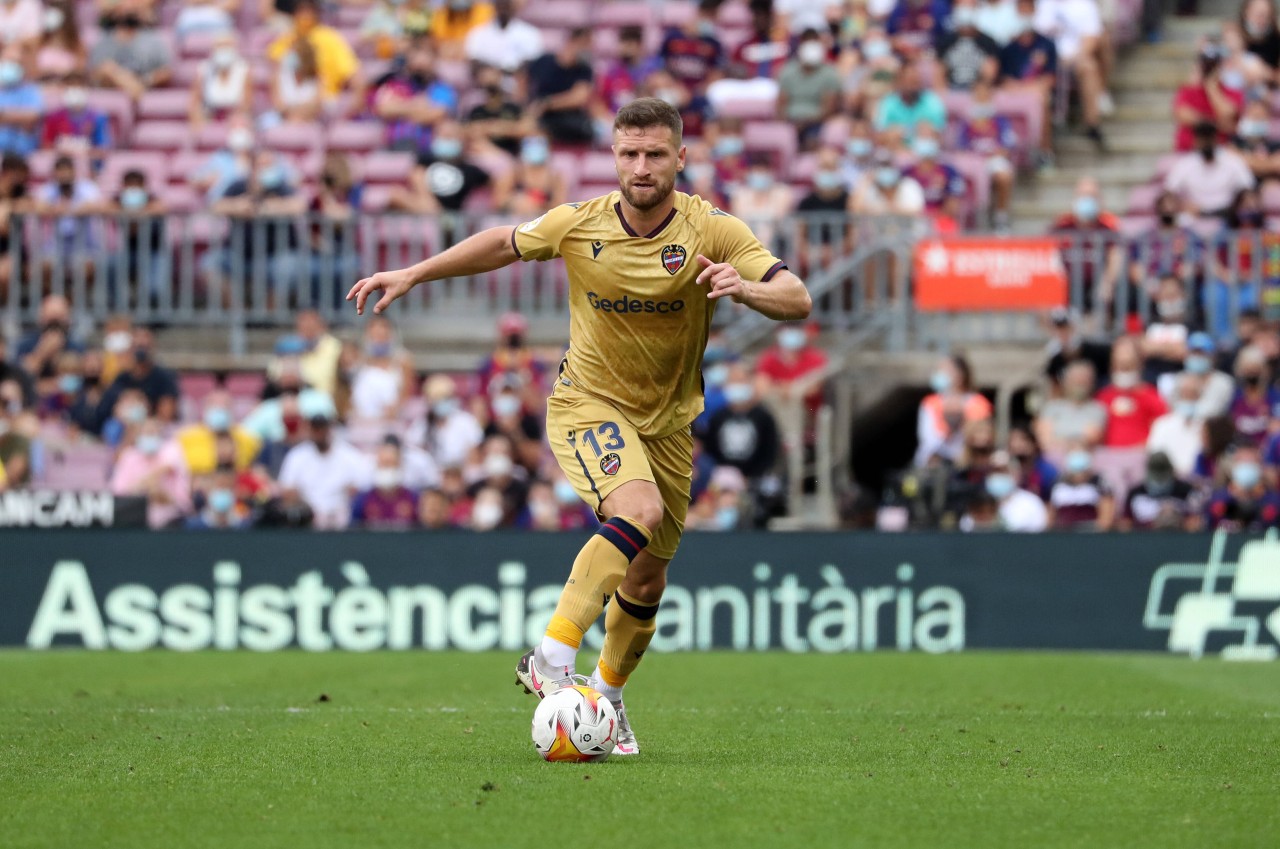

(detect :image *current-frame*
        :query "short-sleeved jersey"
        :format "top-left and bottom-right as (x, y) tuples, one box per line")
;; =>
(512, 190), (786, 438)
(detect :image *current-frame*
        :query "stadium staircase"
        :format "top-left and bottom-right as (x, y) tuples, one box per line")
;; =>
(1008, 4), (1230, 234)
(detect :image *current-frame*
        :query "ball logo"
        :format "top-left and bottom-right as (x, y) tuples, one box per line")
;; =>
(661, 244), (687, 275)
(600, 453), (622, 476)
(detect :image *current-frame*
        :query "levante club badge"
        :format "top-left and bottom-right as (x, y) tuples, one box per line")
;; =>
(661, 244), (686, 275)
(600, 453), (622, 476)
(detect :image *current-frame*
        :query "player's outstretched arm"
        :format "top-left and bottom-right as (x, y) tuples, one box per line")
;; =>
(695, 255), (812, 322)
(347, 225), (520, 315)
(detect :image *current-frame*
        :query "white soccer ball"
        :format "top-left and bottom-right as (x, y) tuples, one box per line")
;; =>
(531, 685), (618, 762)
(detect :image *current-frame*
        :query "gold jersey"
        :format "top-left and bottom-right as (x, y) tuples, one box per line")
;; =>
(512, 190), (786, 438)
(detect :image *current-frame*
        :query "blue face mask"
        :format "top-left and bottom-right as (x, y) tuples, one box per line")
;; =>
(724, 383), (753, 405)
(59, 374), (82, 394)
(746, 172), (773, 191)
(208, 488), (236, 514)
(1066, 450), (1092, 474)
(704, 362), (730, 388)
(1232, 462), (1262, 490)
(847, 138), (873, 158)
(714, 136), (745, 158)
(1074, 195), (1099, 222)
(204, 407), (231, 432)
(554, 479), (579, 505)
(930, 370), (952, 393)
(913, 137), (941, 159)
(1175, 400), (1198, 418)
(258, 166), (286, 190)
(875, 167), (899, 188)
(120, 186), (148, 210)
(1185, 355), (1212, 375)
(778, 328), (806, 351)
(863, 40), (890, 60)
(0, 60), (23, 88)
(521, 139), (549, 165)
(814, 171), (844, 192)
(136, 434), (162, 455)
(985, 473), (1016, 500)
(715, 506), (740, 530)
(432, 138), (464, 159)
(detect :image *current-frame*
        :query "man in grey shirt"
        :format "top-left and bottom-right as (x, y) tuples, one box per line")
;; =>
(89, 1), (172, 101)
(776, 30), (841, 149)
(1036, 360), (1107, 461)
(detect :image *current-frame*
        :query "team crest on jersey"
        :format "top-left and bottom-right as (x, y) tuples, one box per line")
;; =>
(600, 453), (622, 476)
(661, 244), (687, 275)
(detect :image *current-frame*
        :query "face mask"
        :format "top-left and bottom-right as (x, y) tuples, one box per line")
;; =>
(1175, 400), (1198, 418)
(484, 453), (514, 479)
(1246, 21), (1271, 38)
(1185, 355), (1211, 375)
(373, 468), (402, 490)
(120, 186), (148, 210)
(43, 7), (64, 32)
(365, 342), (392, 359)
(951, 9), (977, 28)
(746, 172), (773, 191)
(970, 103), (996, 120)
(63, 86), (87, 110)
(847, 138), (873, 158)
(778, 328), (806, 351)
(136, 434), (162, 455)
(684, 163), (715, 184)
(1065, 383), (1091, 401)
(1232, 461), (1262, 489)
(985, 473), (1015, 500)
(472, 500), (504, 529)
(520, 139), (549, 165)
(715, 506), (740, 530)
(227, 128), (253, 152)
(705, 363), (730, 387)
(714, 136), (745, 158)
(698, 20), (717, 38)
(258, 165), (286, 190)
(875, 167), (899, 188)
(554, 479), (579, 505)
(1239, 119), (1268, 138)
(432, 398), (458, 418)
(1111, 370), (1139, 390)
(798, 41), (826, 66)
(105, 330), (133, 353)
(863, 40), (891, 61)
(282, 51), (300, 71)
(724, 383), (753, 405)
(655, 88), (682, 106)
(59, 374), (82, 394)
(813, 170), (844, 192)
(492, 394), (521, 418)
(124, 404), (147, 424)
(204, 407), (232, 432)
(1221, 69), (1245, 90)
(431, 138), (463, 159)
(913, 137), (940, 160)
(1156, 298), (1186, 319)
(1074, 195), (1099, 222)
(1066, 449), (1092, 474)
(208, 489), (236, 514)
(212, 46), (238, 69)
(0, 61), (23, 88)
(930, 370), (952, 393)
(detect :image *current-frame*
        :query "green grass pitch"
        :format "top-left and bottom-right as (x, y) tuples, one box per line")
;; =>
(1, 651), (1277, 848)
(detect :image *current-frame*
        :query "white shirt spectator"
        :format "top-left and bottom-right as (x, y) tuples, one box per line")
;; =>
(999, 487), (1049, 531)
(175, 3), (235, 38)
(0, 0), (42, 44)
(1146, 411), (1203, 477)
(1034, 0), (1101, 61)
(409, 408), (484, 469)
(975, 0), (1022, 45)
(1156, 369), (1234, 419)
(776, 0), (842, 34)
(350, 363), (403, 420)
(464, 16), (544, 73)
(1164, 148), (1256, 215)
(278, 439), (371, 529)
(852, 175), (926, 215)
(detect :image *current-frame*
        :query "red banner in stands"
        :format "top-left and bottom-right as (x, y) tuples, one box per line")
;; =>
(913, 238), (1068, 311)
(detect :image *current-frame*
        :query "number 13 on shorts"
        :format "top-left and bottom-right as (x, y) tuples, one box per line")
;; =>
(549, 395), (654, 507)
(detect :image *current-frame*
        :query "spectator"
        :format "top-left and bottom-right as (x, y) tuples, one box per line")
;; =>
(776, 30), (842, 149)
(1035, 0), (1110, 148)
(704, 116), (749, 187)
(1165, 120), (1255, 218)
(642, 67), (710, 138)
(267, 0), (358, 99)
(465, 63), (531, 158)
(905, 127), (968, 223)
(278, 413), (371, 530)
(598, 25), (661, 114)
(887, 0), (950, 55)
(1120, 451), (1199, 531)
(874, 63), (946, 145)
(349, 316), (414, 421)
(468, 484), (509, 530)
(414, 373), (483, 468)
(387, 120), (490, 216)
(109, 418), (192, 529)
(1095, 338), (1169, 496)
(850, 149), (926, 216)
(1037, 359), (1107, 459)
(937, 0), (1001, 90)
(302, 152), (359, 310)
(956, 77), (1017, 228)
(40, 76), (112, 160)
(483, 382), (542, 471)
(731, 3), (791, 80)
(17, 294), (84, 381)
(185, 469), (254, 529)
(999, 0), (1057, 167)
(1049, 176), (1123, 314)
(373, 39), (457, 155)
(1009, 423), (1058, 499)
(1240, 0), (1280, 70)
(492, 135), (566, 216)
(681, 140), (730, 209)
(1206, 188), (1272, 342)
(703, 365), (781, 482)
(34, 154), (103, 268)
(274, 309), (341, 398)
(727, 154), (794, 248)
(1158, 332), (1235, 419)
(37, 350), (95, 431)
(0, 0), (43, 48)
(0, 380), (32, 486)
(351, 441), (420, 530)
(418, 487), (457, 529)
(106, 167), (168, 309)
(88, 0), (173, 101)
(0, 43), (43, 156)
(190, 115), (256, 203)
(842, 26), (901, 112)
(464, 0), (542, 75)
(660, 0), (725, 97)
(477, 312), (546, 400)
(915, 353), (993, 466)
(1204, 443), (1280, 530)
(269, 36), (325, 124)
(190, 34), (252, 129)
(1172, 42), (1244, 153)
(1140, 275), (1194, 382)
(95, 328), (179, 429)
(1126, 190), (1202, 299)
(1230, 99), (1280, 183)
(1147, 372), (1207, 476)
(975, 450), (1049, 531)
(430, 0), (493, 61)
(1228, 344), (1280, 447)
(35, 2), (87, 82)
(360, 0), (412, 60)
(976, 0), (1022, 45)
(796, 146), (853, 270)
(175, 0), (238, 40)
(1046, 447), (1114, 529)
(519, 480), (566, 531)
(471, 436), (528, 524)
(526, 26), (595, 144)
(176, 389), (261, 476)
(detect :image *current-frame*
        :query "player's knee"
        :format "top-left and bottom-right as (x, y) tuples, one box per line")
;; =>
(628, 498), (664, 536)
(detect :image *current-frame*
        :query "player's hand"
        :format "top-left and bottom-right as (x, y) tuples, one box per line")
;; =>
(347, 268), (415, 315)
(695, 254), (749, 303)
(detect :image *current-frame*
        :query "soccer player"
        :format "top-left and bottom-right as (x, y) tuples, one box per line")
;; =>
(347, 98), (812, 755)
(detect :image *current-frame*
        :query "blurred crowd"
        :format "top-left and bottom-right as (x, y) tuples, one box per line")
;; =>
(0, 294), (830, 531)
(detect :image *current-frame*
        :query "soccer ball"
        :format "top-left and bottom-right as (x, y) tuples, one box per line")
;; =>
(531, 685), (618, 762)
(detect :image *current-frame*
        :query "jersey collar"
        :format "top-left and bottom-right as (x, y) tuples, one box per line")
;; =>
(614, 201), (678, 240)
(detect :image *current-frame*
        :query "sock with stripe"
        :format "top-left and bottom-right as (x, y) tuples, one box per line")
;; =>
(538, 516), (652, 674)
(594, 589), (660, 701)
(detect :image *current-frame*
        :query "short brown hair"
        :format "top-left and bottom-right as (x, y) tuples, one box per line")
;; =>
(613, 97), (683, 142)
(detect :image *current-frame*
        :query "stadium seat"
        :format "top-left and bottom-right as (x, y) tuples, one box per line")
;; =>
(38, 443), (114, 491)
(718, 1), (753, 27)
(263, 122), (323, 155)
(713, 95), (779, 121)
(138, 89), (193, 122)
(85, 88), (136, 139)
(195, 122), (231, 151)
(578, 151), (619, 183)
(660, 1), (698, 27)
(326, 121), (385, 153)
(131, 121), (193, 151)
(159, 184), (202, 213)
(743, 120), (798, 168)
(360, 184), (394, 212)
(180, 31), (219, 58)
(992, 89), (1043, 155)
(523, 0), (591, 29)
(1127, 184), (1163, 215)
(592, 2), (654, 29)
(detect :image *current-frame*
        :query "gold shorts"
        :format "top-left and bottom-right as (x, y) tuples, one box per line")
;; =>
(546, 380), (693, 561)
